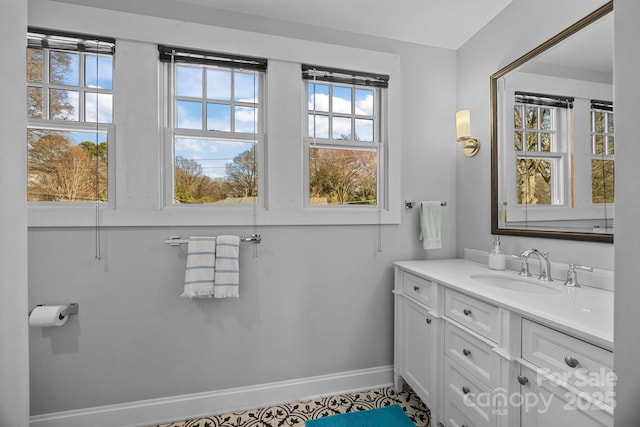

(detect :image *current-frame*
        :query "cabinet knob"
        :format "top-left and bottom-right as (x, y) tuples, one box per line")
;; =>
(462, 386), (470, 395)
(462, 348), (471, 356)
(517, 375), (529, 386)
(413, 285), (420, 292)
(463, 308), (472, 316)
(564, 356), (579, 368)
(425, 318), (432, 324)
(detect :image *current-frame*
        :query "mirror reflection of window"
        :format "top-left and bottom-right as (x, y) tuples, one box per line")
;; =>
(590, 100), (615, 204)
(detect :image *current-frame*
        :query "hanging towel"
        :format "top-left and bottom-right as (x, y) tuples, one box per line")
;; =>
(419, 201), (442, 250)
(181, 236), (216, 298)
(214, 235), (240, 298)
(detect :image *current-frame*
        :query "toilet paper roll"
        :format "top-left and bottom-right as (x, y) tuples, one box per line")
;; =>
(29, 305), (69, 327)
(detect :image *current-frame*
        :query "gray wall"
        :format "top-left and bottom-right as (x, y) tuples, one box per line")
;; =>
(613, 0), (640, 424)
(26, 1), (458, 415)
(0, 0), (30, 426)
(455, 0), (614, 269)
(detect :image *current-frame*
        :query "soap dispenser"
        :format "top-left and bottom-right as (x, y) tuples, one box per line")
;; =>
(488, 235), (506, 271)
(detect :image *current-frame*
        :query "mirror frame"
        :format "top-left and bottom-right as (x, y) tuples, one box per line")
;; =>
(490, 1), (614, 243)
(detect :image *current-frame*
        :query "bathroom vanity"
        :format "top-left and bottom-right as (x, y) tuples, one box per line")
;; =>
(393, 259), (614, 427)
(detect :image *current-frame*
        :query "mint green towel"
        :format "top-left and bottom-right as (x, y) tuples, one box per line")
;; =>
(420, 201), (442, 249)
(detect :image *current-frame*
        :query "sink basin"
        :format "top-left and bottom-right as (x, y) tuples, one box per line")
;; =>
(470, 273), (561, 295)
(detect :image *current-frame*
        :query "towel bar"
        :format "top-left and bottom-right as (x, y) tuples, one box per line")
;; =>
(164, 234), (261, 246)
(405, 200), (447, 209)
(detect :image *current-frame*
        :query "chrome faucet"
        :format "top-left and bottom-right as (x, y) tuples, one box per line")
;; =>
(518, 249), (553, 282)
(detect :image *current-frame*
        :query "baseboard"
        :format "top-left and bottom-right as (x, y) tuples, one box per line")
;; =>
(30, 365), (394, 427)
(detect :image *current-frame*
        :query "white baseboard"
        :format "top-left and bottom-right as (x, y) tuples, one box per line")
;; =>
(30, 365), (394, 427)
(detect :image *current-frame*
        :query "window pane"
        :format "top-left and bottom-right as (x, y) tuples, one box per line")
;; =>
(27, 87), (43, 119)
(309, 114), (329, 138)
(27, 129), (108, 202)
(332, 117), (351, 140)
(540, 133), (551, 152)
(50, 89), (78, 120)
(514, 105), (523, 129)
(234, 106), (257, 133)
(355, 118), (374, 142)
(608, 136), (614, 155)
(309, 147), (377, 205)
(540, 108), (551, 129)
(355, 89), (373, 116)
(176, 65), (202, 97)
(234, 72), (258, 102)
(85, 92), (113, 123)
(607, 113), (614, 133)
(49, 51), (79, 86)
(516, 158), (551, 205)
(594, 135), (605, 155)
(592, 159), (614, 204)
(525, 133), (538, 152)
(593, 111), (605, 133)
(332, 86), (352, 114)
(514, 131), (523, 151)
(177, 100), (203, 129)
(174, 137), (257, 204)
(308, 83), (329, 112)
(85, 54), (113, 90)
(206, 69), (231, 100)
(27, 48), (43, 82)
(206, 103), (231, 131)
(525, 106), (537, 129)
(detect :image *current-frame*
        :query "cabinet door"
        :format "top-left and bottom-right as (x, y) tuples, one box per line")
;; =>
(403, 299), (434, 406)
(518, 366), (613, 427)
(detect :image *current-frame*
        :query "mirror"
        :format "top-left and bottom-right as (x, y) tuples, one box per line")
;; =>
(491, 1), (613, 243)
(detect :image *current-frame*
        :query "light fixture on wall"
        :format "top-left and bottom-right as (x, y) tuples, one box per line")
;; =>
(455, 109), (480, 157)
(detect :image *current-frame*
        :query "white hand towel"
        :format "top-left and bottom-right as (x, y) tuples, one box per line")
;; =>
(419, 201), (442, 250)
(181, 236), (216, 298)
(214, 235), (240, 298)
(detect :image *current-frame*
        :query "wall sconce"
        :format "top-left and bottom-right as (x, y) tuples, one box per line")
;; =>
(455, 109), (480, 157)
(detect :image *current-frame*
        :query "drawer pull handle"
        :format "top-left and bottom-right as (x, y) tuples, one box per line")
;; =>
(425, 318), (432, 325)
(564, 356), (579, 368)
(517, 375), (529, 386)
(462, 386), (470, 395)
(413, 285), (420, 292)
(462, 348), (471, 356)
(463, 308), (472, 316)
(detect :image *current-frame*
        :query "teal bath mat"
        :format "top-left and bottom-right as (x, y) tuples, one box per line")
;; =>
(305, 404), (415, 427)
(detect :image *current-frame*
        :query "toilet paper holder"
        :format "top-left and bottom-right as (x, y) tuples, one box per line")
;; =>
(29, 303), (79, 319)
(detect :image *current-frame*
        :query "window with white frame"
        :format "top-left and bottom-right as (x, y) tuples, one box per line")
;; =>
(302, 65), (388, 207)
(26, 28), (114, 203)
(512, 92), (572, 208)
(590, 100), (614, 204)
(159, 45), (266, 205)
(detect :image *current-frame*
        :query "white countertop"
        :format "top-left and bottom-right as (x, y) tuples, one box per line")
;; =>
(394, 259), (614, 351)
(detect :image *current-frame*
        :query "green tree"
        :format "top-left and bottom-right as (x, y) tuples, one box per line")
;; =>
(226, 146), (257, 197)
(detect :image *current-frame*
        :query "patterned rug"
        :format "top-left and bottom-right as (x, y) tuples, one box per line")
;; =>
(152, 385), (430, 427)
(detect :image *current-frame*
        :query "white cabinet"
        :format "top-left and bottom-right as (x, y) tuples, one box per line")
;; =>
(394, 271), (440, 415)
(393, 264), (613, 427)
(519, 320), (614, 426)
(403, 298), (435, 405)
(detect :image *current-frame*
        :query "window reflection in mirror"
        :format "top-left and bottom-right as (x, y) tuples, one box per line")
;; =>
(491, 1), (614, 242)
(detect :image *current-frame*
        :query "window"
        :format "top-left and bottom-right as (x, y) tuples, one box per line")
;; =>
(512, 92), (572, 207)
(160, 46), (266, 205)
(303, 65), (388, 207)
(590, 100), (614, 204)
(26, 28), (114, 203)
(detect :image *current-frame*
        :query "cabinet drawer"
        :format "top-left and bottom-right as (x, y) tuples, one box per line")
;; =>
(445, 288), (500, 342)
(403, 272), (436, 309)
(445, 321), (497, 386)
(522, 319), (614, 396)
(443, 395), (482, 427)
(444, 357), (493, 427)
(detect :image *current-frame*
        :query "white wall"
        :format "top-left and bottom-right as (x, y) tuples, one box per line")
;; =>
(613, 0), (640, 424)
(26, 0), (457, 418)
(455, 0), (614, 270)
(0, 0), (30, 426)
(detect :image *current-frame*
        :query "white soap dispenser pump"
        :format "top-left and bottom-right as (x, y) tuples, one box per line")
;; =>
(488, 235), (506, 271)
